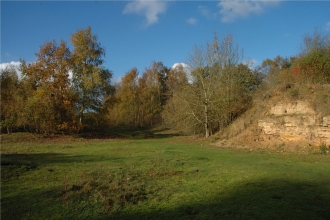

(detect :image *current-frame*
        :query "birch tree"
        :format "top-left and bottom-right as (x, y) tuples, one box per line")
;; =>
(115, 68), (140, 126)
(163, 33), (256, 137)
(70, 26), (112, 125)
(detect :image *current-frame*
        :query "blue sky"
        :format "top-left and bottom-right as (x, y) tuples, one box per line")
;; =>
(1, 1), (330, 82)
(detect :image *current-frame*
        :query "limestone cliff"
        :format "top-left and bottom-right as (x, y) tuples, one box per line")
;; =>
(257, 101), (330, 146)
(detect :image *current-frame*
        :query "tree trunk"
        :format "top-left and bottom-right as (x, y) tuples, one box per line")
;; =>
(204, 101), (209, 138)
(79, 113), (83, 125)
(7, 126), (12, 135)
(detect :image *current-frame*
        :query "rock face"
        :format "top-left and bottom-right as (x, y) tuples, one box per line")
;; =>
(257, 101), (330, 146)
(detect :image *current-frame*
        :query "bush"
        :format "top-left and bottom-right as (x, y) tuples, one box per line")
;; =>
(289, 88), (300, 99)
(291, 49), (330, 84)
(319, 143), (328, 155)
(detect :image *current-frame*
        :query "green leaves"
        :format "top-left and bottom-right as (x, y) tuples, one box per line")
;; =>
(70, 26), (112, 125)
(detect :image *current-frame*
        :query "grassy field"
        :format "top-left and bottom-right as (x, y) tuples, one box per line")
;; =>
(1, 131), (330, 219)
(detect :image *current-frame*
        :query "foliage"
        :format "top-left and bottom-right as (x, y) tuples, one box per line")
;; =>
(108, 61), (169, 128)
(290, 47), (330, 83)
(300, 28), (330, 56)
(20, 40), (78, 134)
(113, 67), (140, 126)
(163, 33), (259, 137)
(258, 55), (294, 86)
(2, 27), (114, 134)
(289, 88), (300, 99)
(312, 84), (330, 116)
(0, 66), (22, 134)
(70, 26), (113, 125)
(262, 29), (330, 85)
(319, 143), (329, 155)
(138, 61), (168, 127)
(2, 27), (329, 137)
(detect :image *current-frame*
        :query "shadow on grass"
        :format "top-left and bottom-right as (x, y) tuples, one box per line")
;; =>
(3, 177), (329, 219)
(153, 132), (182, 139)
(105, 178), (330, 220)
(1, 126), (182, 142)
(79, 126), (181, 140)
(1, 153), (124, 179)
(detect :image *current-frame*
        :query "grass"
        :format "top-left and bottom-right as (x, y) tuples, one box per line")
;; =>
(1, 131), (330, 219)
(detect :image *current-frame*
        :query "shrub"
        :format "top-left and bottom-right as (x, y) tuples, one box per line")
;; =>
(291, 49), (330, 84)
(289, 88), (300, 99)
(319, 143), (328, 155)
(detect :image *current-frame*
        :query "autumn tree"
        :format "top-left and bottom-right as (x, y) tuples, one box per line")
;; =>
(258, 55), (293, 85)
(0, 66), (22, 134)
(70, 26), (112, 125)
(114, 68), (140, 126)
(163, 33), (258, 137)
(300, 28), (330, 56)
(291, 29), (330, 83)
(109, 61), (169, 128)
(138, 61), (168, 127)
(162, 64), (190, 132)
(218, 64), (259, 125)
(165, 64), (188, 97)
(20, 40), (77, 134)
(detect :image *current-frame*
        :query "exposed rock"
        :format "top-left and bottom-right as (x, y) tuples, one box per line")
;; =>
(323, 116), (330, 127)
(258, 101), (330, 146)
(269, 101), (315, 115)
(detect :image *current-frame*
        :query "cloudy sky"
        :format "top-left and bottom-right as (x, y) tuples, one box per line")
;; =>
(1, 1), (330, 81)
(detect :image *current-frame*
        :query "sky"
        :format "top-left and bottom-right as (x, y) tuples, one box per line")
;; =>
(1, 1), (330, 82)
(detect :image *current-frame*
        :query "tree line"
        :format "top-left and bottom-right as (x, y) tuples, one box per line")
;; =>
(1, 27), (113, 135)
(1, 27), (329, 137)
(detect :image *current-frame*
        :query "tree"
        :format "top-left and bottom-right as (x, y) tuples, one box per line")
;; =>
(163, 33), (257, 137)
(291, 29), (330, 83)
(70, 26), (112, 125)
(109, 62), (169, 128)
(162, 64), (190, 132)
(115, 68), (140, 126)
(0, 66), (22, 134)
(138, 61), (168, 127)
(258, 55), (293, 86)
(165, 64), (188, 97)
(300, 28), (330, 56)
(20, 40), (77, 134)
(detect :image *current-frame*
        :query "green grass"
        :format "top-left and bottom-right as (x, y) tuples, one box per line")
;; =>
(1, 132), (330, 219)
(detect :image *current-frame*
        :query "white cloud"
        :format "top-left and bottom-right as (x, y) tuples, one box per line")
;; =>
(111, 76), (122, 86)
(198, 5), (217, 20)
(172, 62), (193, 84)
(0, 61), (75, 82)
(186, 17), (197, 25)
(0, 61), (21, 71)
(243, 59), (259, 69)
(123, 0), (169, 27)
(0, 61), (22, 79)
(251, 59), (259, 66)
(172, 62), (191, 70)
(218, 0), (279, 23)
(326, 21), (330, 31)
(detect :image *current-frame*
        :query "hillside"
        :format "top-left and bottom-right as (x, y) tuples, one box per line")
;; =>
(215, 83), (330, 153)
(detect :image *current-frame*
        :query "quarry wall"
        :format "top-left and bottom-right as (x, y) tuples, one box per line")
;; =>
(257, 101), (330, 146)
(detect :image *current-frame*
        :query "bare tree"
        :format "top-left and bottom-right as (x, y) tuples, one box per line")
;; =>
(163, 33), (255, 137)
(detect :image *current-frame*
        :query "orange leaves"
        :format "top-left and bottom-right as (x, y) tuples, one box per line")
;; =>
(21, 40), (77, 133)
(109, 62), (168, 127)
